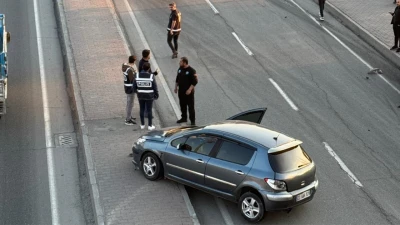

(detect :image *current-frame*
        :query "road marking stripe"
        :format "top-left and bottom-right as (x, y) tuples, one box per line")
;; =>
(123, 1), (199, 225)
(33, 0), (60, 224)
(205, 0), (220, 14)
(323, 142), (363, 188)
(291, 0), (400, 95)
(232, 32), (254, 56)
(269, 78), (299, 111)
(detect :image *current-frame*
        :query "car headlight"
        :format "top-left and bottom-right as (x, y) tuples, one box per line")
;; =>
(264, 178), (287, 191)
(136, 137), (146, 145)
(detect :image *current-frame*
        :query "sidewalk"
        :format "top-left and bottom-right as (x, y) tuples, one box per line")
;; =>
(54, 0), (194, 224)
(321, 0), (400, 68)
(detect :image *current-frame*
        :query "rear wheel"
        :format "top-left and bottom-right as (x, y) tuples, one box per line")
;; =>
(238, 192), (265, 223)
(140, 153), (162, 181)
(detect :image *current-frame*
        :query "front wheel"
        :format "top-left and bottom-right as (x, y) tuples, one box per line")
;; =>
(140, 153), (162, 181)
(238, 192), (265, 223)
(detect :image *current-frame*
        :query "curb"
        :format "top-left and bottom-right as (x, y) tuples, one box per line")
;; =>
(52, 1), (105, 225)
(318, 0), (400, 68)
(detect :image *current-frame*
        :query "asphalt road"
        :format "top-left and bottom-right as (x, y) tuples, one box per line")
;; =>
(0, 0), (86, 224)
(119, 0), (400, 224)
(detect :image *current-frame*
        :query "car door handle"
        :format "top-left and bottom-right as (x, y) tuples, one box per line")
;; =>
(196, 159), (204, 164)
(235, 170), (244, 175)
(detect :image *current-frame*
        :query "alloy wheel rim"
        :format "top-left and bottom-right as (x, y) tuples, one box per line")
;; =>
(241, 197), (260, 219)
(143, 156), (156, 176)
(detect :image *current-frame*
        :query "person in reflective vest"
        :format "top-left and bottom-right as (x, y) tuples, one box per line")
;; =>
(122, 55), (137, 125)
(134, 62), (159, 130)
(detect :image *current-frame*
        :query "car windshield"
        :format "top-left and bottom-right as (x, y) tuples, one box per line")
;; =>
(163, 126), (205, 137)
(268, 145), (312, 173)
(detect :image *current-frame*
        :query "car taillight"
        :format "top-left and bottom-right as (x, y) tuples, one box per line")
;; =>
(264, 178), (287, 191)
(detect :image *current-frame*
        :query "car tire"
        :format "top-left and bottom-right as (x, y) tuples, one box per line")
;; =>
(140, 153), (162, 181)
(238, 192), (265, 223)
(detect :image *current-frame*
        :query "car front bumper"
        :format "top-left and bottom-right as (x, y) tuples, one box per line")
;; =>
(260, 179), (319, 211)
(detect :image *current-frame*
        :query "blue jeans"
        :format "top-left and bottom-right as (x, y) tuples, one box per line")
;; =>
(139, 99), (153, 126)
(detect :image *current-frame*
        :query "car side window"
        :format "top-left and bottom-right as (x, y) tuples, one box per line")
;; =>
(171, 137), (187, 147)
(184, 135), (218, 156)
(215, 141), (255, 165)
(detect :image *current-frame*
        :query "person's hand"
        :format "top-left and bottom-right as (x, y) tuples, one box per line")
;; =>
(186, 89), (191, 95)
(153, 71), (158, 76)
(170, 30), (173, 35)
(174, 87), (178, 94)
(154, 93), (159, 100)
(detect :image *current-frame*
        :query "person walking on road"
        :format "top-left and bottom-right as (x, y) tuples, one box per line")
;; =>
(167, 2), (182, 59)
(174, 57), (198, 126)
(122, 55), (137, 125)
(134, 62), (158, 130)
(139, 49), (158, 118)
(318, 0), (326, 21)
(390, 0), (400, 52)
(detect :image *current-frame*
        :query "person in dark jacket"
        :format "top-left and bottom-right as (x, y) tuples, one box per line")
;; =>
(390, 0), (400, 52)
(122, 55), (137, 125)
(167, 2), (182, 59)
(134, 62), (159, 130)
(138, 49), (158, 118)
(174, 57), (198, 125)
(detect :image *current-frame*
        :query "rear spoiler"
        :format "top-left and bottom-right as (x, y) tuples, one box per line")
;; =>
(268, 140), (303, 154)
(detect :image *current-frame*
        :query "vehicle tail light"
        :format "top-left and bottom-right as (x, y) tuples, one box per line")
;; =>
(264, 178), (287, 191)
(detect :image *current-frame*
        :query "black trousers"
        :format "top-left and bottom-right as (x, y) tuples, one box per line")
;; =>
(139, 99), (153, 126)
(393, 24), (400, 47)
(319, 0), (325, 17)
(167, 31), (180, 53)
(178, 92), (195, 122)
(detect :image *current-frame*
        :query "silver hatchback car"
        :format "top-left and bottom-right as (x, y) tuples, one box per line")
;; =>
(132, 108), (318, 222)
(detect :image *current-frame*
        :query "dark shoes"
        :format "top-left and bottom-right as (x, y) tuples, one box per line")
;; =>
(125, 119), (136, 125)
(390, 45), (398, 50)
(177, 118), (187, 123)
(397, 48), (400, 53)
(172, 51), (178, 59)
(190, 122), (196, 126)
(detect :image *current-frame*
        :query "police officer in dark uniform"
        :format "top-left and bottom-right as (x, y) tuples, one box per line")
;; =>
(391, 0), (400, 52)
(174, 57), (198, 125)
(167, 2), (182, 59)
(134, 62), (159, 130)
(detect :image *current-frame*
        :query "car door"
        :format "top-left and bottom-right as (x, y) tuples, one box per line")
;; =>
(165, 134), (218, 186)
(226, 107), (267, 124)
(205, 139), (257, 196)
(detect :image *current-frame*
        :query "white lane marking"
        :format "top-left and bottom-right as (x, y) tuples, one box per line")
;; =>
(124, 0), (181, 117)
(378, 74), (400, 94)
(123, 1), (200, 225)
(291, 0), (400, 95)
(205, 0), (219, 14)
(215, 197), (234, 225)
(106, 0), (130, 55)
(269, 78), (299, 111)
(232, 32), (254, 56)
(33, 0), (60, 224)
(323, 142), (363, 188)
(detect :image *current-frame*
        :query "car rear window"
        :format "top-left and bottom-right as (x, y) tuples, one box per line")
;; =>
(268, 145), (311, 173)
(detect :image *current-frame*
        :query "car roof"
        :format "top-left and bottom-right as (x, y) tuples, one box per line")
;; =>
(202, 120), (295, 149)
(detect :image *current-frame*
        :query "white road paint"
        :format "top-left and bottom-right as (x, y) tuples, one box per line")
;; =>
(33, 0), (60, 224)
(123, 1), (200, 224)
(232, 32), (254, 56)
(269, 78), (299, 111)
(291, 0), (400, 95)
(323, 142), (363, 188)
(205, 0), (220, 14)
(215, 197), (234, 225)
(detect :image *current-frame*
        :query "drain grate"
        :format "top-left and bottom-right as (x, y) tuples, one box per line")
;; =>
(59, 135), (73, 146)
(55, 133), (77, 147)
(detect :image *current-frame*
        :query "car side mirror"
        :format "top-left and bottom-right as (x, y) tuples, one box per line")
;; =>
(176, 144), (183, 150)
